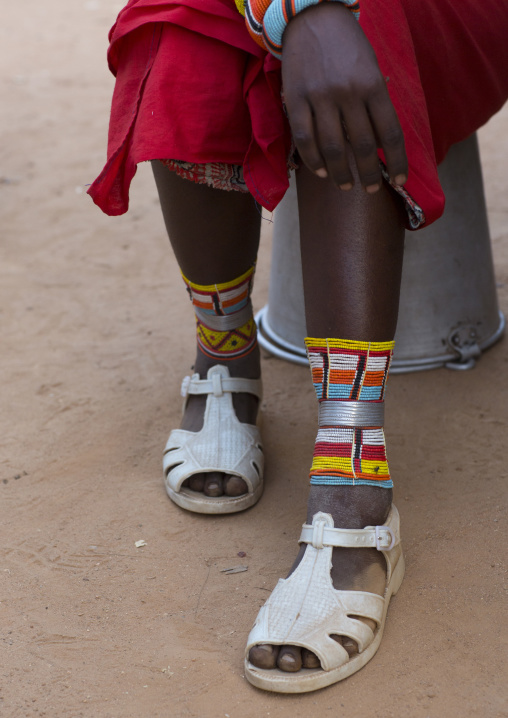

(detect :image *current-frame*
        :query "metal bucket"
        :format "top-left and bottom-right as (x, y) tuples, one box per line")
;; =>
(256, 134), (505, 372)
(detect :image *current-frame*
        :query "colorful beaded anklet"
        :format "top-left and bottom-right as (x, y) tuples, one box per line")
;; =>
(182, 267), (258, 361)
(305, 337), (395, 488)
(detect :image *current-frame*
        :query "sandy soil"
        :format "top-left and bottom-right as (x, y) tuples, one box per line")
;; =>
(1, 2), (508, 716)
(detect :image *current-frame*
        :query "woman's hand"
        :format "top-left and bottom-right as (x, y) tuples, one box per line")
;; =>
(281, 3), (408, 192)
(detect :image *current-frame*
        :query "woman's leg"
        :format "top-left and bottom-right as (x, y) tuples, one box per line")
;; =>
(249, 160), (406, 671)
(152, 162), (262, 497)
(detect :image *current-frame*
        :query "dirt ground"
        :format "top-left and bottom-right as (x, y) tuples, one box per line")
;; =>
(1, 2), (508, 716)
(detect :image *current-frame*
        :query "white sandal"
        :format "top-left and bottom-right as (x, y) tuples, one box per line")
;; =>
(245, 505), (404, 693)
(163, 365), (263, 514)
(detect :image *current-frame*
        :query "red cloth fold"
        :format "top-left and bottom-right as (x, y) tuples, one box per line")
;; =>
(88, 0), (508, 228)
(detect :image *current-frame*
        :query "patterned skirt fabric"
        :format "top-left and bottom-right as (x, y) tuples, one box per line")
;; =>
(88, 0), (508, 230)
(161, 159), (424, 229)
(161, 160), (250, 194)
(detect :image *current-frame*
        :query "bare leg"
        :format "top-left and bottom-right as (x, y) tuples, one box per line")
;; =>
(249, 162), (406, 671)
(152, 162), (262, 496)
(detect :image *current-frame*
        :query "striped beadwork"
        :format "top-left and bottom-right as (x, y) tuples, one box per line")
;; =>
(306, 338), (393, 402)
(305, 337), (394, 488)
(244, 0), (360, 59)
(183, 267), (258, 361)
(182, 266), (255, 317)
(312, 427), (390, 484)
(245, 0), (273, 49)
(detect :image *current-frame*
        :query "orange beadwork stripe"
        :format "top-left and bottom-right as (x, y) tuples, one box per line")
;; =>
(250, 0), (273, 24)
(247, 25), (267, 48)
(329, 369), (356, 384)
(362, 371), (386, 387)
(221, 289), (249, 308)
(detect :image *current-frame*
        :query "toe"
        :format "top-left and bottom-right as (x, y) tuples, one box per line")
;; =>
(331, 617), (377, 658)
(249, 644), (279, 669)
(332, 633), (357, 657)
(331, 633), (355, 656)
(277, 646), (302, 672)
(339, 616), (377, 657)
(341, 637), (359, 657)
(188, 474), (205, 492)
(223, 475), (248, 496)
(301, 648), (321, 669)
(203, 472), (224, 497)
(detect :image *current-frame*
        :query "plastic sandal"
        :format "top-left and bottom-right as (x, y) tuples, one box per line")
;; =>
(163, 365), (264, 514)
(245, 505), (404, 692)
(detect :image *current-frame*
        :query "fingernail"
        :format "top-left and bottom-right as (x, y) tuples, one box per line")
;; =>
(366, 183), (380, 194)
(394, 174), (407, 185)
(315, 168), (328, 178)
(339, 183), (353, 191)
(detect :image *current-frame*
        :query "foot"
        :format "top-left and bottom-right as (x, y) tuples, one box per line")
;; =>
(248, 485), (399, 671)
(181, 345), (261, 497)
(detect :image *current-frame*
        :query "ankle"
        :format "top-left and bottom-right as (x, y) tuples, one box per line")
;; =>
(307, 485), (392, 529)
(193, 344), (261, 380)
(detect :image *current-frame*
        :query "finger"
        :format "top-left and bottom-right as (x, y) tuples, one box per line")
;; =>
(368, 88), (408, 185)
(341, 105), (383, 192)
(286, 100), (327, 178)
(312, 103), (354, 189)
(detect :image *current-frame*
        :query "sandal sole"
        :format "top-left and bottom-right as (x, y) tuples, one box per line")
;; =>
(166, 480), (264, 515)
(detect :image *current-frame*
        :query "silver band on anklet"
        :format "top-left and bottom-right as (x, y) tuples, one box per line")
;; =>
(194, 301), (253, 330)
(318, 400), (385, 427)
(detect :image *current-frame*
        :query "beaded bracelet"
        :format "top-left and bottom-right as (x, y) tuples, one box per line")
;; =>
(245, 0), (360, 59)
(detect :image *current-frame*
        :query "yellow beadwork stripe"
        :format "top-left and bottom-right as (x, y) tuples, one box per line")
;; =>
(196, 317), (257, 359)
(197, 318), (256, 350)
(311, 457), (390, 476)
(181, 266), (254, 293)
(305, 337), (395, 352)
(235, 0), (246, 15)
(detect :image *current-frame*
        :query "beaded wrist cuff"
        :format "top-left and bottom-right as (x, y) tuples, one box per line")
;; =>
(245, 0), (360, 59)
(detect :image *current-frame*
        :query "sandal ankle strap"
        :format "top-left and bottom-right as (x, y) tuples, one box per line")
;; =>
(299, 508), (399, 551)
(181, 365), (263, 400)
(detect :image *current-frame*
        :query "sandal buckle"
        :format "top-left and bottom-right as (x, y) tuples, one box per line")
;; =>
(375, 525), (396, 551)
(311, 519), (326, 549)
(181, 375), (191, 398)
(212, 373), (224, 396)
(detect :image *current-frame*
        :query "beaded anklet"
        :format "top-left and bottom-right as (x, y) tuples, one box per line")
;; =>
(182, 267), (258, 361)
(305, 337), (394, 488)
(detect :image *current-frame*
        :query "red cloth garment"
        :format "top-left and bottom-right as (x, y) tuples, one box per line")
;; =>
(88, 0), (291, 215)
(88, 0), (508, 229)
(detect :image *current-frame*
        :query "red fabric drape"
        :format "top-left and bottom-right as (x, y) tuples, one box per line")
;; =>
(88, 0), (508, 228)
